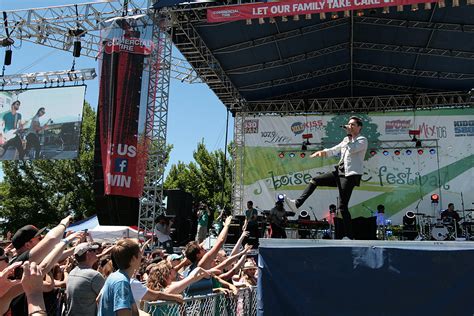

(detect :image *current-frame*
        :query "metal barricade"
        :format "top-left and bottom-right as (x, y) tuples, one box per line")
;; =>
(143, 286), (257, 316)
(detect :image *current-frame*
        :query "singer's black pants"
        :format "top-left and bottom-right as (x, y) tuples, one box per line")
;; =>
(296, 170), (361, 239)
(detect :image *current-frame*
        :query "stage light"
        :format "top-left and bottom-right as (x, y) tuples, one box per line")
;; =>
(258, 18), (265, 24)
(417, 149), (424, 155)
(331, 12), (338, 19)
(394, 150), (401, 156)
(382, 7), (390, 14)
(370, 150), (377, 156)
(411, 4), (419, 11)
(281, 16), (288, 22)
(403, 211), (416, 226)
(438, 0), (445, 7)
(246, 19), (252, 25)
(356, 10), (364, 17)
(406, 149), (412, 155)
(452, 0), (459, 6)
(397, 5), (403, 11)
(319, 12), (326, 20)
(431, 194), (440, 203)
(383, 150), (389, 156)
(429, 148), (436, 155)
(289, 152), (296, 158)
(300, 152), (306, 158)
(424, 2), (431, 9)
(293, 15), (300, 21)
(269, 17), (276, 24)
(278, 152), (285, 158)
(343, 10), (350, 18)
(305, 14), (312, 20)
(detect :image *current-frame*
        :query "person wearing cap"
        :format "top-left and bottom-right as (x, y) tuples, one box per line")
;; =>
(269, 200), (287, 238)
(65, 242), (105, 316)
(9, 216), (74, 316)
(11, 215), (72, 264)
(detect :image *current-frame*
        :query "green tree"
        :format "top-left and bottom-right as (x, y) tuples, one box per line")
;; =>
(0, 102), (96, 231)
(321, 114), (381, 160)
(164, 141), (232, 211)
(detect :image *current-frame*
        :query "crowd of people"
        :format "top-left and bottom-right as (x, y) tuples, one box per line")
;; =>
(0, 214), (257, 316)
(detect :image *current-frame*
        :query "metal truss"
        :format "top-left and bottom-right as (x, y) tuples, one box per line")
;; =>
(373, 139), (439, 150)
(243, 91), (474, 114)
(0, 68), (96, 87)
(212, 18), (348, 55)
(354, 42), (474, 61)
(0, 1), (200, 83)
(355, 16), (474, 33)
(231, 112), (245, 215)
(353, 63), (474, 80)
(138, 11), (173, 235)
(171, 15), (241, 105)
(227, 42), (349, 75)
(239, 64), (350, 92)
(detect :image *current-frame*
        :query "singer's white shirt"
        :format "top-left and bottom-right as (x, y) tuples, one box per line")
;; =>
(323, 135), (368, 176)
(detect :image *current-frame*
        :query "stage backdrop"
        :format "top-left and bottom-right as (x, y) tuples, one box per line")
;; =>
(0, 86), (85, 160)
(242, 108), (474, 224)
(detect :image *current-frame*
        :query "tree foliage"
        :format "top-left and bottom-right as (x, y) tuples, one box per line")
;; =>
(164, 141), (232, 211)
(0, 102), (96, 231)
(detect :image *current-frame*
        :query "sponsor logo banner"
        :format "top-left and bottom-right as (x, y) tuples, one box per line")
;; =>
(97, 16), (152, 198)
(385, 119), (411, 135)
(207, 0), (437, 23)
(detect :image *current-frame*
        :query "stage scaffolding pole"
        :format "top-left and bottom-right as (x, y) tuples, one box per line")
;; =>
(232, 111), (246, 215)
(137, 8), (173, 237)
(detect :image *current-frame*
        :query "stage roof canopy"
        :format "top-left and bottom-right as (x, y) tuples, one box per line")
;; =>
(168, 2), (474, 112)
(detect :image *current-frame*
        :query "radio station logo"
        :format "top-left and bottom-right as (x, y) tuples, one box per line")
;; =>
(454, 120), (474, 137)
(385, 119), (411, 135)
(244, 120), (259, 134)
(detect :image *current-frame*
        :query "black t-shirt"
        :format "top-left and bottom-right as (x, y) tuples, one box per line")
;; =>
(8, 250), (31, 316)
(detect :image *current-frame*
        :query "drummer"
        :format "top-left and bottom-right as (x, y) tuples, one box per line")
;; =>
(441, 203), (461, 236)
(441, 203), (461, 223)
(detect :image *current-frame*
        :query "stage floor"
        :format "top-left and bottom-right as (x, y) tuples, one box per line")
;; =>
(258, 238), (474, 316)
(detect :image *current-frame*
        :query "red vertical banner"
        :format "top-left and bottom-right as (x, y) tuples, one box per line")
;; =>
(96, 17), (153, 198)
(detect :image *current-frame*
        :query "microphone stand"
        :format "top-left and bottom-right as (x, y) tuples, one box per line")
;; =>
(460, 192), (469, 240)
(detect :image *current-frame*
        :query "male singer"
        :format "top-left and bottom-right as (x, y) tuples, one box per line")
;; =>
(286, 116), (368, 239)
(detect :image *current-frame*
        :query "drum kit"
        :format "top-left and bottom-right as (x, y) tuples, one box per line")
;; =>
(405, 211), (463, 241)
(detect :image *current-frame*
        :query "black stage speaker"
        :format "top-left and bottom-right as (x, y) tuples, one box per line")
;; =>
(165, 189), (194, 246)
(352, 216), (377, 240)
(334, 216), (377, 240)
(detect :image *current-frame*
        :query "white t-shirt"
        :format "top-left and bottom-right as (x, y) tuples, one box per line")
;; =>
(130, 278), (148, 306)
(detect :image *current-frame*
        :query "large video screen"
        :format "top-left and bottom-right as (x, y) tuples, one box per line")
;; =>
(0, 85), (86, 160)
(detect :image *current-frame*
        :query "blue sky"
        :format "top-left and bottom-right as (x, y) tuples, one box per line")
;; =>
(0, 0), (232, 176)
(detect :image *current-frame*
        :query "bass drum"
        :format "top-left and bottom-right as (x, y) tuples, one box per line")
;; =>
(431, 225), (449, 241)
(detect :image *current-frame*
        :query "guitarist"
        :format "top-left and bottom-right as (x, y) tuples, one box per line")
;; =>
(25, 107), (49, 159)
(1, 100), (25, 159)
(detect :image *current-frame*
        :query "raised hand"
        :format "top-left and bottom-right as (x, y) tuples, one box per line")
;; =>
(224, 216), (233, 227)
(310, 151), (326, 158)
(0, 262), (22, 297)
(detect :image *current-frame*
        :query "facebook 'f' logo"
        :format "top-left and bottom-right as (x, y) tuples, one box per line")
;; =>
(114, 158), (128, 173)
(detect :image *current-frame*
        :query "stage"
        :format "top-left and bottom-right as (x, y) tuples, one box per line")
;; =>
(257, 238), (474, 316)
